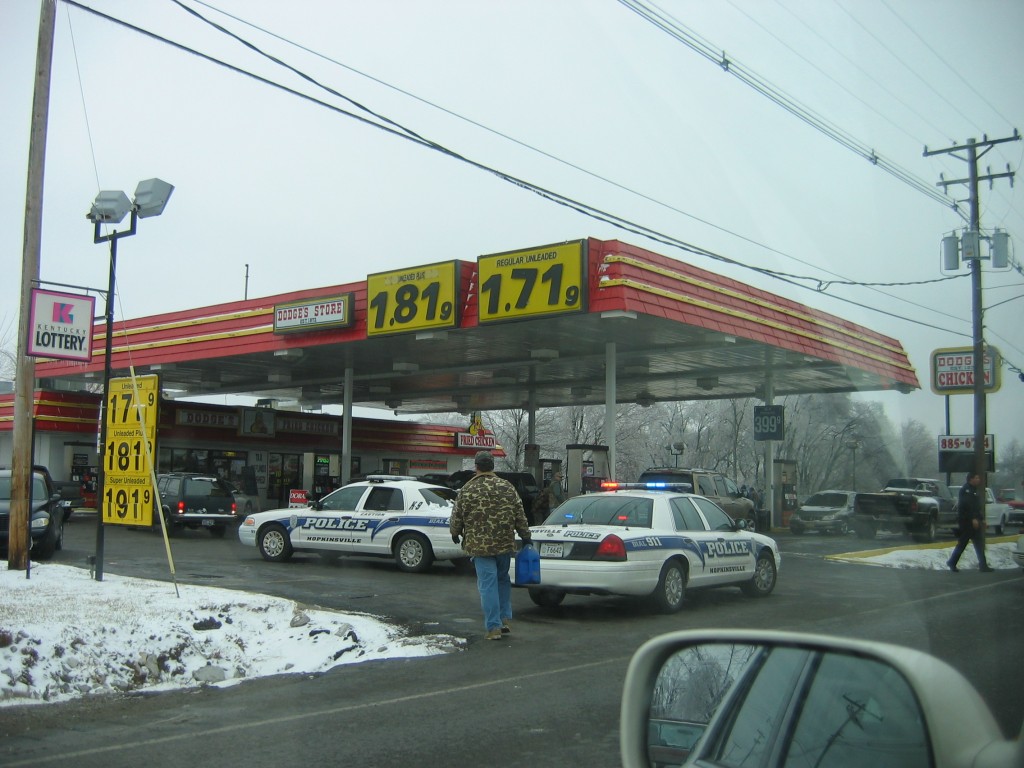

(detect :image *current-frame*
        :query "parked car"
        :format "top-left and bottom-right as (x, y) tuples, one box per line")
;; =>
(949, 485), (1013, 536)
(789, 490), (856, 535)
(155, 472), (241, 537)
(238, 475), (463, 572)
(619, 629), (1022, 768)
(0, 468), (64, 559)
(647, 718), (705, 767)
(514, 480), (779, 613)
(449, 469), (541, 517)
(222, 479), (261, 515)
(637, 467), (755, 526)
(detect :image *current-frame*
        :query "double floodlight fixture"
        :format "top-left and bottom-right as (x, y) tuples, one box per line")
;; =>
(87, 178), (174, 225)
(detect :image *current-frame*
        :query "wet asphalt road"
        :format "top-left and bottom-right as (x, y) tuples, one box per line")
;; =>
(2, 513), (1021, 767)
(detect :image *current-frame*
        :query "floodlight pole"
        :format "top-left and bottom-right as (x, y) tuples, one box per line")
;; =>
(91, 211), (137, 581)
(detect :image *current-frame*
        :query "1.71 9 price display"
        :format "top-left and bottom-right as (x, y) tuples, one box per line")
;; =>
(366, 261), (461, 337)
(477, 240), (586, 324)
(102, 374), (159, 526)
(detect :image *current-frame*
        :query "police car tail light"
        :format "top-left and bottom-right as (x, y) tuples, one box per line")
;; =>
(594, 534), (626, 561)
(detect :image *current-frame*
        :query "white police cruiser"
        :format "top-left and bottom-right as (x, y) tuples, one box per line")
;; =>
(513, 481), (780, 613)
(238, 475), (463, 572)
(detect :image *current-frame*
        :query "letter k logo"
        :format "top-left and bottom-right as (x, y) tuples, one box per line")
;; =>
(52, 303), (74, 324)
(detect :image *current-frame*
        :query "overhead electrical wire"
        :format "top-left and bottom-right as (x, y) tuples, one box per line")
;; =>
(58, 0), (1016, 360)
(618, 0), (965, 218)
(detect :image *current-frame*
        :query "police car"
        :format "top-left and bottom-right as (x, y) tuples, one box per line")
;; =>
(513, 482), (780, 613)
(238, 476), (464, 572)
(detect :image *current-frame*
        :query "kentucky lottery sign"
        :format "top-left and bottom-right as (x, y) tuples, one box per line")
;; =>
(27, 289), (96, 362)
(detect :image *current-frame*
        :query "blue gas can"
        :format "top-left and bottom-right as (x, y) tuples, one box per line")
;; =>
(515, 543), (541, 585)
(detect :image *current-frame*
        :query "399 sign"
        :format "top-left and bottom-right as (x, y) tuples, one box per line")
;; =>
(366, 262), (461, 336)
(753, 405), (785, 441)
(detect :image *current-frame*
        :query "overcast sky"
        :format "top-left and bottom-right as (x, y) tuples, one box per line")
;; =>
(3, 1), (1023, 445)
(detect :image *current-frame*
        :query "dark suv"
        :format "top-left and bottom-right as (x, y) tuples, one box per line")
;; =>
(156, 473), (241, 537)
(448, 469), (541, 517)
(637, 467), (755, 526)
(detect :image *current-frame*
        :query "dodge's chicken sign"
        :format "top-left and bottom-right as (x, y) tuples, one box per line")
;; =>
(930, 346), (1001, 395)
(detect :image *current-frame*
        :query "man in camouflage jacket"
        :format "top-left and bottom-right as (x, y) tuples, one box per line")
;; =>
(450, 451), (533, 640)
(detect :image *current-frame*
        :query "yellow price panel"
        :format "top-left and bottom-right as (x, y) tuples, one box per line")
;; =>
(366, 261), (462, 336)
(477, 240), (587, 324)
(102, 374), (159, 526)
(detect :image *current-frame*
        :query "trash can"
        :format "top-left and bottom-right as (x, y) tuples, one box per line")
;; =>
(756, 508), (770, 532)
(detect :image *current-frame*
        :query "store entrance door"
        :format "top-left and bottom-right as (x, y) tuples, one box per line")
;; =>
(268, 453), (304, 509)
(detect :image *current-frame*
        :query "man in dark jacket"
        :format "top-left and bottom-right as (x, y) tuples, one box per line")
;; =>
(450, 451), (532, 640)
(947, 471), (993, 572)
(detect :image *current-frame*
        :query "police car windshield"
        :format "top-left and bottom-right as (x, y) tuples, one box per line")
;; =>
(544, 495), (654, 528)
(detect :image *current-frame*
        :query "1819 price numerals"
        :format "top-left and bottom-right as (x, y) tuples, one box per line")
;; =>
(480, 264), (580, 316)
(368, 282), (454, 330)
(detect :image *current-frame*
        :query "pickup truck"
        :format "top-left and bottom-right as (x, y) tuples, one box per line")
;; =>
(851, 477), (957, 542)
(982, 488), (1012, 536)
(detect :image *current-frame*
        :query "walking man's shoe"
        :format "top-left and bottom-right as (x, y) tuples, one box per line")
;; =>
(501, 620), (512, 635)
(947, 560), (959, 572)
(485, 629), (503, 641)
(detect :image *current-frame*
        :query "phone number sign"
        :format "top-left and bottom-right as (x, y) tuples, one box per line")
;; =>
(102, 375), (159, 526)
(477, 240), (587, 324)
(366, 261), (461, 337)
(937, 434), (993, 452)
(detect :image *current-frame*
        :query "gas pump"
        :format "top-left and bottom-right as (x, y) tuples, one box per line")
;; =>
(312, 454), (333, 499)
(773, 458), (798, 528)
(538, 458), (563, 489)
(566, 444), (610, 496)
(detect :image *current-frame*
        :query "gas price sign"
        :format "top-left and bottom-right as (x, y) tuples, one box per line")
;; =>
(102, 374), (159, 526)
(366, 261), (461, 337)
(477, 240), (587, 324)
(753, 405), (785, 441)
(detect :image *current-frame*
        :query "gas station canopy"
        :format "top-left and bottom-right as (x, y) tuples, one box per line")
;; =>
(34, 238), (919, 413)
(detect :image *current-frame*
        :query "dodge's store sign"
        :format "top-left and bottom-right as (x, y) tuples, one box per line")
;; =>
(930, 346), (1001, 395)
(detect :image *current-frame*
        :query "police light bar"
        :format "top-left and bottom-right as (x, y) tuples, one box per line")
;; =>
(366, 474), (417, 483)
(600, 481), (694, 492)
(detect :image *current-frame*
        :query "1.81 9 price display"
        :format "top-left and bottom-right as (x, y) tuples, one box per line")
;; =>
(102, 374), (159, 526)
(366, 261), (461, 337)
(477, 240), (586, 324)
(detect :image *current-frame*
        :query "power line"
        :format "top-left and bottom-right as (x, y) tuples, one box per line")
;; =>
(618, 0), (965, 218)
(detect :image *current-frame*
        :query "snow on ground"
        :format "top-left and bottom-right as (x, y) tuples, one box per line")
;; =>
(0, 561), (463, 707)
(0, 537), (1018, 707)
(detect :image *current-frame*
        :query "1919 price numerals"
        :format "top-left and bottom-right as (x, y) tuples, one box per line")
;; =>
(104, 487), (153, 521)
(480, 264), (580, 316)
(368, 282), (454, 330)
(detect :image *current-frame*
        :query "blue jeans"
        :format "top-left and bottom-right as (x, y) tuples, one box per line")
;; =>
(473, 553), (512, 631)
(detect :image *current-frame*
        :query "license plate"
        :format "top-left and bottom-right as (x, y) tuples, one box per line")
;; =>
(540, 542), (563, 558)
(202, 519), (215, 527)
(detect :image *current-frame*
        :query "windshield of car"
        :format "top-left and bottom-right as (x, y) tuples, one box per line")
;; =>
(542, 494), (654, 527)
(803, 492), (850, 507)
(0, 475), (50, 501)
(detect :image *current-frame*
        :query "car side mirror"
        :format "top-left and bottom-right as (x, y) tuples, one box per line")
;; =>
(620, 629), (1019, 768)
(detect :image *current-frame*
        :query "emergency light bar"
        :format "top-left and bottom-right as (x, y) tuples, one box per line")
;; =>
(600, 481), (694, 493)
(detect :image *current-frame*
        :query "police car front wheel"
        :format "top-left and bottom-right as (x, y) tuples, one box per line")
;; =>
(394, 532), (434, 573)
(258, 523), (294, 562)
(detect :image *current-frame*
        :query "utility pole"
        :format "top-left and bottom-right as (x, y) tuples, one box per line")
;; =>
(925, 132), (1019, 497)
(9, 0), (56, 571)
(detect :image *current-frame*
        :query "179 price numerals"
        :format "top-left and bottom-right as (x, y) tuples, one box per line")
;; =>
(368, 281), (454, 331)
(480, 264), (580, 316)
